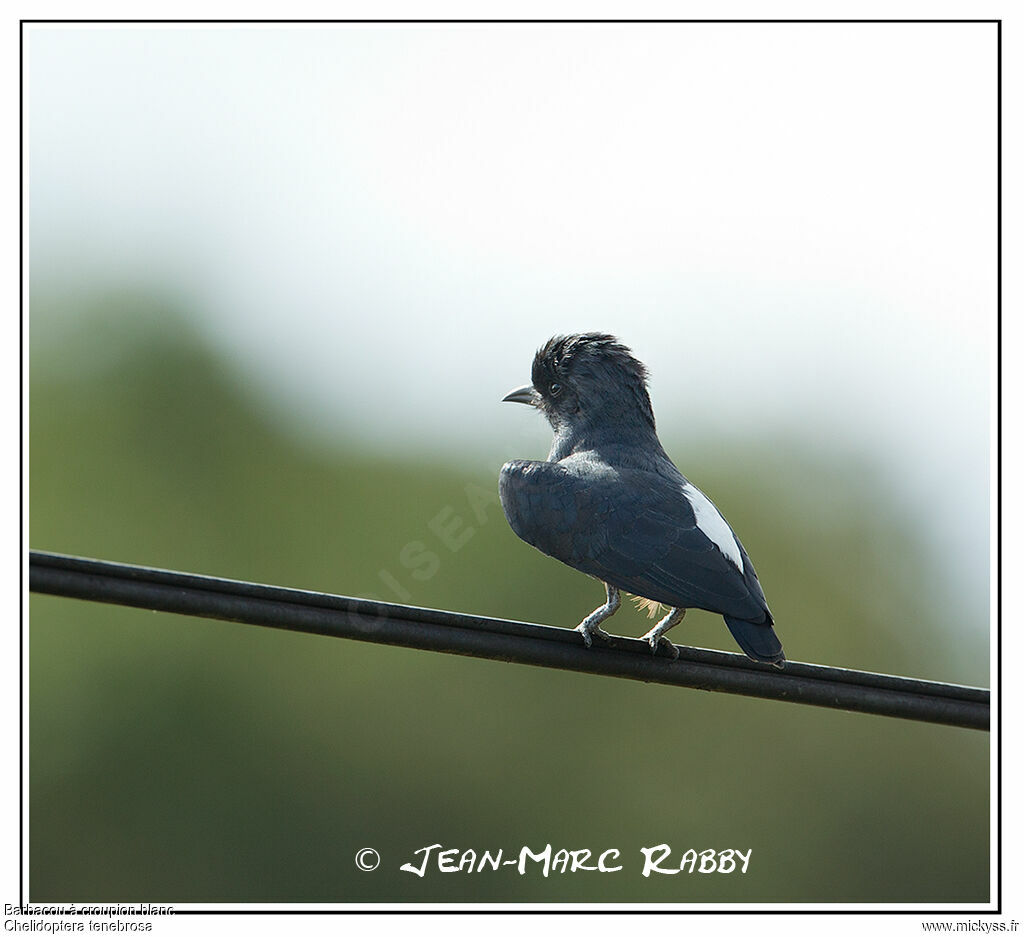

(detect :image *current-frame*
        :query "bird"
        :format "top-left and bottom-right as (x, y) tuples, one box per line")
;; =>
(498, 332), (784, 667)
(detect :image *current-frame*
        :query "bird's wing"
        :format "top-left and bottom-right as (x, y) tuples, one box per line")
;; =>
(500, 458), (768, 621)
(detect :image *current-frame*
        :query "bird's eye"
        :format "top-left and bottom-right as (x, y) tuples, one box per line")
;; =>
(549, 382), (562, 396)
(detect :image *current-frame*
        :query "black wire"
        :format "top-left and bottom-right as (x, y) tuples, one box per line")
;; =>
(29, 550), (989, 731)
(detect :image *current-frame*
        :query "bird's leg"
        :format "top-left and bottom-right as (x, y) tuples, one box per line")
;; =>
(640, 607), (686, 659)
(575, 583), (620, 648)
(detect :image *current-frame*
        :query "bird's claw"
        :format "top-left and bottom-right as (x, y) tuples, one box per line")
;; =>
(576, 623), (613, 648)
(641, 629), (680, 659)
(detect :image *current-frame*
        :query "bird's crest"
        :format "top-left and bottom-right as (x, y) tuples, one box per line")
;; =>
(532, 333), (656, 429)
(532, 333), (648, 386)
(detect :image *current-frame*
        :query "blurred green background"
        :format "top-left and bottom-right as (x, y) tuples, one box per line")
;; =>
(29, 288), (989, 903)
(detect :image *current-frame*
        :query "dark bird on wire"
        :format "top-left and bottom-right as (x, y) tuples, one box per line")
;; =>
(499, 333), (784, 667)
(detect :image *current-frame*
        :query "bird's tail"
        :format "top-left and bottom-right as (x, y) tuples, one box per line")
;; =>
(723, 614), (786, 669)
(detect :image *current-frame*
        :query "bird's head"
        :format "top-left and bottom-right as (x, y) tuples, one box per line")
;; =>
(502, 333), (656, 437)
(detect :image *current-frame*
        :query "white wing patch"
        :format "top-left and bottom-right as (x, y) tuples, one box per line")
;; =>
(681, 482), (744, 572)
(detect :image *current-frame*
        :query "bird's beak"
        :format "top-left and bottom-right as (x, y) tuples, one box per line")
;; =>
(502, 384), (539, 406)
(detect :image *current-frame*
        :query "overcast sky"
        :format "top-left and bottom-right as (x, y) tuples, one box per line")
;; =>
(27, 23), (996, 611)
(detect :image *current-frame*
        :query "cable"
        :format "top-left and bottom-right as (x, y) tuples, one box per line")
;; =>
(29, 550), (989, 731)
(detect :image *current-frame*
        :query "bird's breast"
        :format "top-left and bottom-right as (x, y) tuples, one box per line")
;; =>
(498, 460), (582, 560)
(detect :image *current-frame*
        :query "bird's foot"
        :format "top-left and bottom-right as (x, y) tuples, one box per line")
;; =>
(574, 585), (621, 649)
(640, 607), (685, 659)
(640, 627), (680, 659)
(575, 622), (614, 648)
